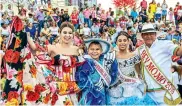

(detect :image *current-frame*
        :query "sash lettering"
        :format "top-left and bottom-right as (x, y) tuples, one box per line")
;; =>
(139, 44), (181, 105)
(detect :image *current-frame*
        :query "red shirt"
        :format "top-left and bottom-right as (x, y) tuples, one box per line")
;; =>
(140, 1), (147, 10)
(174, 6), (180, 15)
(71, 13), (78, 25)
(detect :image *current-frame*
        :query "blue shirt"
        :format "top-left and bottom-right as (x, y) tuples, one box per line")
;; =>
(131, 10), (138, 20)
(25, 26), (36, 39)
(91, 25), (99, 34)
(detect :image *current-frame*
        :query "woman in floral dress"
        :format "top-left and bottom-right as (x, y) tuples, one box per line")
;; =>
(1, 16), (48, 105)
(35, 22), (85, 105)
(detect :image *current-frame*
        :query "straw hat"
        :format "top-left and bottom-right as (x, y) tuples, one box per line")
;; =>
(141, 23), (157, 33)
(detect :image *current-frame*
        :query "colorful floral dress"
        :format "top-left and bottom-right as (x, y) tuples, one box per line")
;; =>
(2, 31), (49, 105)
(37, 54), (85, 105)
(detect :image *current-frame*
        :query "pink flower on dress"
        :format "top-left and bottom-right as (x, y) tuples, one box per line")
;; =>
(49, 82), (56, 93)
(7, 68), (17, 80)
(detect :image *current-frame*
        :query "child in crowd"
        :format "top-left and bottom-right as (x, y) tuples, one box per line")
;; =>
(168, 7), (174, 22)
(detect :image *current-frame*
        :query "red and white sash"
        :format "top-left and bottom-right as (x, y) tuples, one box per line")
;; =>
(139, 44), (182, 105)
(84, 55), (111, 87)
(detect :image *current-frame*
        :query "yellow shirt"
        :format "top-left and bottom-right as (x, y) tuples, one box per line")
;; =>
(147, 12), (154, 19)
(149, 3), (157, 13)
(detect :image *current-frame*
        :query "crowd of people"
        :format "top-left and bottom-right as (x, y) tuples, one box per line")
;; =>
(0, 0), (182, 105)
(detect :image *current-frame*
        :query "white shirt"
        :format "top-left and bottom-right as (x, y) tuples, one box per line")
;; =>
(156, 7), (162, 14)
(162, 4), (168, 10)
(7, 9), (14, 17)
(139, 40), (178, 90)
(49, 27), (59, 35)
(83, 27), (91, 36)
(173, 72), (182, 87)
(178, 10), (182, 17)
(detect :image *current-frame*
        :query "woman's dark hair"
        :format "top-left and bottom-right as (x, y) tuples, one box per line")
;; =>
(115, 31), (130, 43)
(59, 22), (74, 33)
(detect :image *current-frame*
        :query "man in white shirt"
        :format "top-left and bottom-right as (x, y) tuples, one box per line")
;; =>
(139, 23), (182, 105)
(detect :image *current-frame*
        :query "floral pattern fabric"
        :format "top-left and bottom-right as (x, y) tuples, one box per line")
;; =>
(2, 31), (49, 105)
(37, 54), (84, 105)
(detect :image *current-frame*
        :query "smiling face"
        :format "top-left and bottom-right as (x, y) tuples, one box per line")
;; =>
(116, 35), (129, 51)
(60, 27), (73, 44)
(141, 32), (156, 47)
(88, 43), (102, 60)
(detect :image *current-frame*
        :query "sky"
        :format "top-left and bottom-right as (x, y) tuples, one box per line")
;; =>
(97, 0), (182, 11)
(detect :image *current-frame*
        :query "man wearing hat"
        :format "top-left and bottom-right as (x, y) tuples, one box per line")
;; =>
(36, 6), (45, 36)
(138, 23), (182, 105)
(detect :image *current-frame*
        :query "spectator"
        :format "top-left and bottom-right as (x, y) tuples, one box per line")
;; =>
(83, 7), (91, 27)
(39, 23), (50, 44)
(20, 5), (27, 17)
(108, 11), (115, 27)
(168, 7), (174, 22)
(0, 23), (9, 39)
(155, 3), (162, 21)
(172, 30), (181, 43)
(49, 22), (59, 44)
(155, 19), (164, 30)
(83, 23), (91, 39)
(178, 6), (182, 23)
(0, 4), (4, 16)
(91, 7), (97, 23)
(91, 22), (99, 37)
(130, 7), (138, 22)
(77, 24), (84, 36)
(174, 4), (180, 25)
(36, 7), (45, 35)
(149, 0), (157, 14)
(140, 0), (147, 10)
(127, 17), (134, 28)
(78, 8), (85, 25)
(62, 9), (70, 22)
(0, 14), (9, 25)
(139, 8), (147, 23)
(161, 0), (168, 22)
(27, 13), (34, 24)
(7, 4), (14, 18)
(100, 10), (107, 24)
(25, 22), (37, 40)
(71, 10), (79, 30)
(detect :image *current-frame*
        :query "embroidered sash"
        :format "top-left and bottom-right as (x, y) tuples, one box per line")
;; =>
(104, 51), (140, 84)
(138, 44), (182, 105)
(84, 55), (111, 86)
